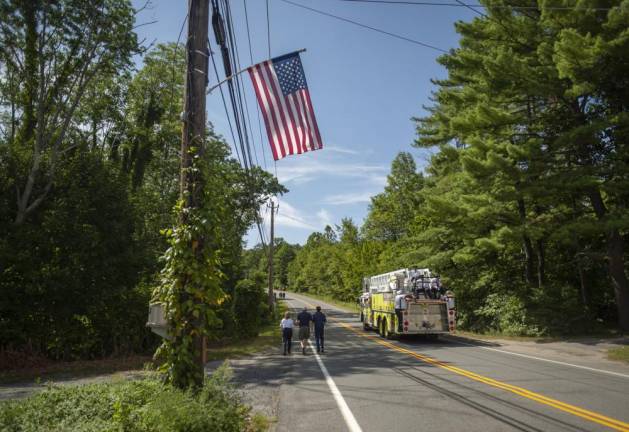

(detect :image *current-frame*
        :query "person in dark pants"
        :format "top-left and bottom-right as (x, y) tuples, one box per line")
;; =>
(280, 312), (294, 355)
(296, 307), (313, 355)
(394, 290), (407, 332)
(312, 306), (327, 353)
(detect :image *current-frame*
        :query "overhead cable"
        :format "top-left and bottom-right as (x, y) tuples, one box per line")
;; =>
(224, 0), (260, 169)
(225, 0), (272, 247)
(277, 0), (448, 53)
(340, 0), (617, 11)
(266, 0), (272, 57)
(209, 40), (244, 167)
(243, 0), (269, 171)
(266, 0), (279, 179)
(211, 0), (268, 247)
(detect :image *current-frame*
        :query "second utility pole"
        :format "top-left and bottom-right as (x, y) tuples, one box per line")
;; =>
(268, 200), (275, 310)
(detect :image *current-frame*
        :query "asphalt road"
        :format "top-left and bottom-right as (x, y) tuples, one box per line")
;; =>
(266, 292), (629, 432)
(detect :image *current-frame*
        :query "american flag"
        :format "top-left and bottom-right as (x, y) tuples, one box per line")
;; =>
(248, 52), (323, 161)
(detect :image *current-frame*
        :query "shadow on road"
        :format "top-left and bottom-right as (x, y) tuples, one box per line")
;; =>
(226, 300), (617, 432)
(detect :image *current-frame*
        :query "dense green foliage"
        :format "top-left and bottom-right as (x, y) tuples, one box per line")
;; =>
(0, 0), (284, 368)
(413, 0), (629, 333)
(0, 365), (255, 432)
(248, 1), (629, 335)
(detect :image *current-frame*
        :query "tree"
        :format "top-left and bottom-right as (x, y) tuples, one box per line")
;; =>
(363, 152), (424, 241)
(274, 239), (298, 289)
(415, 0), (629, 331)
(0, 29), (288, 365)
(0, 0), (141, 225)
(271, 1), (629, 334)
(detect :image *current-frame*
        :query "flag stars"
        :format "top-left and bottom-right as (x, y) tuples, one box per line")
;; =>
(274, 55), (307, 96)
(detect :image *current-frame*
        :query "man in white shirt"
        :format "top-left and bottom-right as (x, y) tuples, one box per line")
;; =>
(394, 290), (407, 332)
(280, 312), (294, 355)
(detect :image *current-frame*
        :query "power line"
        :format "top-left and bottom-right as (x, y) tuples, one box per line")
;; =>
(265, 0), (279, 179)
(209, 40), (244, 167)
(266, 0), (271, 57)
(339, 0), (618, 11)
(170, 13), (189, 113)
(452, 0), (534, 50)
(224, 11), (270, 249)
(225, 0), (261, 169)
(219, 0), (253, 175)
(211, 0), (268, 247)
(454, 0), (486, 16)
(243, 0), (269, 171)
(219, 0), (255, 174)
(258, 0), (277, 178)
(278, 0), (448, 53)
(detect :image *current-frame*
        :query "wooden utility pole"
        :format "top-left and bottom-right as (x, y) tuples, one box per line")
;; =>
(181, 0), (209, 200)
(268, 200), (275, 309)
(180, 0), (210, 382)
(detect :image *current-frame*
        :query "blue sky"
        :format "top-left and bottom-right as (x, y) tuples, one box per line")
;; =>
(132, 0), (475, 245)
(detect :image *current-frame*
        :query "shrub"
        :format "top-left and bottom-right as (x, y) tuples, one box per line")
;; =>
(0, 364), (250, 432)
(473, 293), (543, 336)
(233, 278), (266, 339)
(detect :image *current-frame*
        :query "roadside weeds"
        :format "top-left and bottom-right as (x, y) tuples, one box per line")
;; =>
(607, 346), (629, 364)
(0, 355), (153, 386)
(205, 300), (287, 362)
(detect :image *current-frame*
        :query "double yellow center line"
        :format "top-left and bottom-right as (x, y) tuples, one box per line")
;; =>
(334, 319), (629, 431)
(296, 296), (628, 431)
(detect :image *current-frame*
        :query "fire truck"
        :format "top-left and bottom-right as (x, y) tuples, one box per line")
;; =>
(359, 268), (456, 339)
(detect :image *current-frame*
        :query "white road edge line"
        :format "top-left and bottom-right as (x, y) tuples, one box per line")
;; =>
(449, 338), (629, 379)
(309, 340), (363, 432)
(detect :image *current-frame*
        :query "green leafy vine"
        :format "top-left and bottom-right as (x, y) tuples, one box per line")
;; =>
(152, 156), (226, 389)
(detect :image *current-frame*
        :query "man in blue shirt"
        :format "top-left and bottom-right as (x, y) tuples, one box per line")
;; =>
(312, 306), (327, 353)
(296, 307), (313, 355)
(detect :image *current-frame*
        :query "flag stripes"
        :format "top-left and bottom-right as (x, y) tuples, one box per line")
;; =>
(248, 54), (322, 161)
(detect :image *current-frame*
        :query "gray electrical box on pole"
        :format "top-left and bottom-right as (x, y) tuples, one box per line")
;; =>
(146, 303), (171, 340)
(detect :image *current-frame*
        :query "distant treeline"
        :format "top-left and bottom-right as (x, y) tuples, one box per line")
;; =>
(246, 2), (629, 335)
(0, 1), (282, 361)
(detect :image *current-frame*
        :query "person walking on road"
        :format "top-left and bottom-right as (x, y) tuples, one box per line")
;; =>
(280, 312), (294, 355)
(296, 307), (313, 355)
(312, 306), (327, 353)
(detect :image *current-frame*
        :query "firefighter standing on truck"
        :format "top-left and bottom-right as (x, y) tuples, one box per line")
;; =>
(394, 290), (406, 332)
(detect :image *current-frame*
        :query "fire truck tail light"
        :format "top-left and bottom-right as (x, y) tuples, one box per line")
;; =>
(449, 321), (454, 326)
(449, 310), (454, 315)
(403, 326), (409, 332)
(404, 320), (409, 326)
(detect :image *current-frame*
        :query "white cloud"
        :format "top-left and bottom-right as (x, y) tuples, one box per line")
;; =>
(322, 192), (373, 205)
(325, 145), (361, 155)
(259, 199), (338, 232)
(316, 209), (333, 227)
(276, 158), (388, 185)
(369, 175), (388, 187)
(261, 199), (318, 231)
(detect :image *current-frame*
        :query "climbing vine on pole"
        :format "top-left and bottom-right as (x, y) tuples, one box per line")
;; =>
(152, 155), (226, 389)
